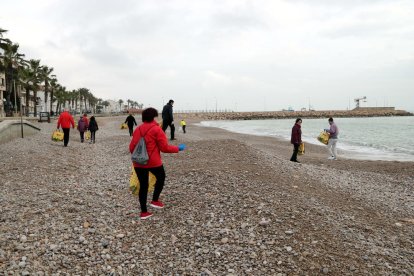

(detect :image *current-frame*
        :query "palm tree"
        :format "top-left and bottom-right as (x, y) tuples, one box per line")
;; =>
(102, 100), (110, 112)
(78, 88), (90, 112)
(0, 40), (25, 115)
(19, 60), (44, 117)
(26, 59), (42, 117)
(39, 66), (54, 113)
(54, 85), (68, 114)
(118, 99), (124, 112)
(49, 77), (58, 114)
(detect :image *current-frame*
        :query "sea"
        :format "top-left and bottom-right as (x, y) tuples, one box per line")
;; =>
(200, 116), (414, 161)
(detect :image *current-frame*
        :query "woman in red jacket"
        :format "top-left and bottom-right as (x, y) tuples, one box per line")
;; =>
(129, 107), (186, 220)
(290, 118), (302, 163)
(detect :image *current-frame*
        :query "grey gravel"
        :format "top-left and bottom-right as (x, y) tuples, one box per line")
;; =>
(0, 117), (413, 275)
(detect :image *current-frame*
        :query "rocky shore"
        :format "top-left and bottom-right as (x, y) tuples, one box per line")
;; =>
(0, 117), (413, 275)
(177, 108), (413, 121)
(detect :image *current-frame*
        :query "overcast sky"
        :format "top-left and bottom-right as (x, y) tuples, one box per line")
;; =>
(1, 0), (413, 111)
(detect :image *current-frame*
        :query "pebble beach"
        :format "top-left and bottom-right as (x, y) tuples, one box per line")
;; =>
(0, 116), (413, 275)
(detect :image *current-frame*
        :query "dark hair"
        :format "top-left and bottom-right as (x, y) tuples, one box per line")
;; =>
(90, 116), (96, 122)
(296, 118), (302, 123)
(328, 117), (334, 122)
(168, 99), (174, 104)
(83, 113), (87, 117)
(142, 107), (158, 122)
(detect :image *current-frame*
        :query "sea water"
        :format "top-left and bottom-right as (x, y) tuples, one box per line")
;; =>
(200, 116), (414, 161)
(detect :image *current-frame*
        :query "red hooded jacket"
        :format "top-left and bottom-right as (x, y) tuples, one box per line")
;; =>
(129, 120), (179, 168)
(57, 111), (75, 129)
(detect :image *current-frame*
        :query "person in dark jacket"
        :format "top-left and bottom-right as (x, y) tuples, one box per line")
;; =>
(77, 116), (88, 143)
(162, 99), (175, 140)
(125, 113), (137, 136)
(129, 107), (186, 220)
(88, 116), (99, 144)
(290, 118), (302, 163)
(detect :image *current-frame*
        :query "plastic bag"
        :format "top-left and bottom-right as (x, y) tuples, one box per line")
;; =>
(85, 131), (91, 140)
(317, 131), (330, 145)
(121, 123), (128, 129)
(129, 166), (156, 196)
(298, 142), (305, 155)
(52, 129), (64, 141)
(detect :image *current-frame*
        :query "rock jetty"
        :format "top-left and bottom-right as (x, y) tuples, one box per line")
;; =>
(178, 108), (412, 121)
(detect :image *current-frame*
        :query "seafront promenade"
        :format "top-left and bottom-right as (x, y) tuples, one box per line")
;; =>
(0, 117), (413, 275)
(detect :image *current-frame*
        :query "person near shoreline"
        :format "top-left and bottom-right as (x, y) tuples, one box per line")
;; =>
(290, 118), (302, 163)
(162, 99), (176, 140)
(88, 116), (99, 144)
(125, 113), (137, 137)
(325, 117), (339, 160)
(77, 116), (88, 143)
(57, 108), (75, 147)
(180, 119), (186, 133)
(129, 107), (186, 220)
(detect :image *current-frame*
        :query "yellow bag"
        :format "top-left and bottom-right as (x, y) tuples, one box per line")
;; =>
(298, 142), (305, 155)
(85, 131), (91, 140)
(121, 123), (128, 129)
(52, 129), (64, 141)
(317, 131), (330, 145)
(129, 167), (156, 196)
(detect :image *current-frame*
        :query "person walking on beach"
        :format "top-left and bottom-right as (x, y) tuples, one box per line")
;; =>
(162, 99), (176, 140)
(180, 119), (187, 133)
(88, 116), (99, 144)
(325, 117), (339, 160)
(125, 113), (137, 137)
(83, 113), (89, 128)
(129, 107), (186, 220)
(77, 116), (88, 143)
(290, 118), (302, 163)
(57, 108), (75, 147)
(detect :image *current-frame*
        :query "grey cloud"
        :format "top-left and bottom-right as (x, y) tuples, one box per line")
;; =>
(285, 0), (390, 8)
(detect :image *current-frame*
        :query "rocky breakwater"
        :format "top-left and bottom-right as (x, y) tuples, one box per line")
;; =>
(178, 108), (413, 121)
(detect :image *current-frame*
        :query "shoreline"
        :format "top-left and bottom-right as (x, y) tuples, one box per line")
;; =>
(196, 120), (414, 162)
(186, 121), (414, 177)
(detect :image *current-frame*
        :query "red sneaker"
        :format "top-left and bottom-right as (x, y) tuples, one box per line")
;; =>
(150, 201), (164, 209)
(140, 212), (153, 220)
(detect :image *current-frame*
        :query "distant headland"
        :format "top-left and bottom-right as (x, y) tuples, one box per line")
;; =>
(178, 107), (413, 121)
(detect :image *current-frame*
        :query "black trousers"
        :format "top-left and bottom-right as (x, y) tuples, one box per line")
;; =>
(62, 128), (70, 146)
(290, 143), (299, 162)
(182, 125), (186, 133)
(128, 126), (134, 136)
(135, 165), (166, 213)
(80, 131), (85, 142)
(162, 120), (175, 140)
(90, 131), (96, 142)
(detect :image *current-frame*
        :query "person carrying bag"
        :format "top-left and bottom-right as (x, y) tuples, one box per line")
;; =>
(129, 107), (186, 220)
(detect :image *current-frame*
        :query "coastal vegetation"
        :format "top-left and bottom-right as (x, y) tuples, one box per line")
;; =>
(0, 28), (142, 117)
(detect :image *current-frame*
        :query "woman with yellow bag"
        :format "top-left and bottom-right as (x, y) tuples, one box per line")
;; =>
(290, 118), (302, 163)
(129, 107), (186, 220)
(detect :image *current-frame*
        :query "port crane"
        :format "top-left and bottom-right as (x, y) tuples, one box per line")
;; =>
(354, 96), (367, 108)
